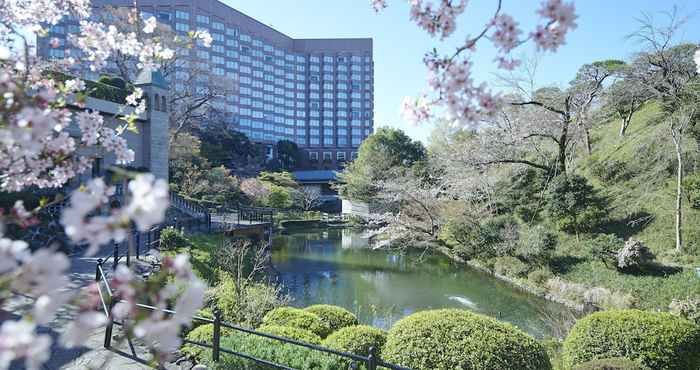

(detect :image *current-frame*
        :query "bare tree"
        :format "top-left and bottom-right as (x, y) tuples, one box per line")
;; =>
(603, 74), (654, 136)
(297, 186), (322, 211)
(669, 106), (696, 252)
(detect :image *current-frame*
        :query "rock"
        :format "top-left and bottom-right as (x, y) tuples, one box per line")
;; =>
(617, 239), (654, 270)
(192, 365), (208, 370)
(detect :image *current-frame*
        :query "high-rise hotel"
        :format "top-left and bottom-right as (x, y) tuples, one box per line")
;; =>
(39, 0), (374, 169)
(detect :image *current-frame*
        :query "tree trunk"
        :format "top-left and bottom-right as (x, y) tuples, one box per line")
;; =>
(584, 128), (593, 156)
(619, 112), (633, 137)
(674, 141), (683, 253)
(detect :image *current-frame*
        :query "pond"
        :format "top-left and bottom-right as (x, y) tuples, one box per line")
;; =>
(270, 227), (569, 339)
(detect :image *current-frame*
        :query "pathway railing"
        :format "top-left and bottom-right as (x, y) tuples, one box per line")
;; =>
(94, 259), (411, 370)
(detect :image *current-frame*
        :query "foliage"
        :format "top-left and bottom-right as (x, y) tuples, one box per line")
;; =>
(589, 160), (632, 183)
(585, 234), (623, 267)
(338, 127), (426, 201)
(668, 297), (700, 325)
(323, 325), (387, 357)
(199, 121), (264, 170)
(159, 226), (191, 250)
(303, 305), (359, 333)
(257, 325), (322, 344)
(48, 71), (130, 103)
(682, 172), (700, 209)
(267, 185), (293, 209)
(493, 256), (530, 278)
(215, 273), (289, 328)
(382, 309), (551, 370)
(616, 239), (654, 271)
(572, 358), (651, 370)
(259, 171), (298, 188)
(527, 267), (554, 287)
(516, 225), (557, 265)
(439, 214), (519, 261)
(562, 310), (700, 370)
(545, 175), (608, 235)
(203, 332), (345, 370)
(276, 140), (302, 171)
(261, 307), (332, 338)
(182, 323), (236, 360)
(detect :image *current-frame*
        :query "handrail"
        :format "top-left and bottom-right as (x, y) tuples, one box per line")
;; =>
(94, 259), (411, 370)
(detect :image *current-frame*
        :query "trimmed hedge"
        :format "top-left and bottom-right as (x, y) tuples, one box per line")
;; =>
(159, 226), (191, 250)
(572, 357), (651, 370)
(563, 310), (700, 370)
(257, 325), (322, 344)
(304, 304), (359, 332)
(261, 307), (331, 338)
(182, 324), (235, 360)
(323, 325), (386, 357)
(382, 309), (551, 370)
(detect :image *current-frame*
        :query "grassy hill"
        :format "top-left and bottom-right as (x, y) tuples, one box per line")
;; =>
(555, 103), (700, 310)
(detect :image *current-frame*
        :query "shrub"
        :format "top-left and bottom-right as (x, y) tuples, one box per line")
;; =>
(215, 274), (289, 328)
(572, 357), (651, 370)
(616, 239), (654, 271)
(201, 332), (345, 370)
(493, 256), (530, 278)
(516, 225), (557, 265)
(669, 297), (700, 325)
(528, 267), (554, 287)
(382, 309), (551, 370)
(682, 172), (700, 209)
(262, 307), (331, 338)
(590, 159), (630, 183)
(257, 325), (322, 344)
(545, 175), (607, 235)
(585, 234), (622, 267)
(323, 325), (387, 357)
(182, 324), (235, 360)
(563, 310), (700, 370)
(439, 215), (519, 260)
(304, 305), (359, 333)
(158, 226), (191, 250)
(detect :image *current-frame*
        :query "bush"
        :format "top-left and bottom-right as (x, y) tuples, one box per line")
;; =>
(669, 297), (700, 325)
(572, 357), (651, 370)
(527, 267), (554, 287)
(493, 256), (530, 278)
(590, 160), (631, 183)
(159, 226), (191, 250)
(516, 225), (557, 265)
(563, 310), (700, 370)
(215, 274), (289, 328)
(382, 309), (551, 370)
(257, 325), (322, 344)
(304, 305), (359, 333)
(202, 332), (344, 370)
(545, 175), (607, 234)
(585, 234), (622, 267)
(262, 307), (331, 338)
(323, 325), (387, 357)
(440, 215), (520, 260)
(616, 239), (654, 271)
(182, 324), (236, 360)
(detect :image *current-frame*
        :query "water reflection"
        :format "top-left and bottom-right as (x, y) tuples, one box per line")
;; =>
(271, 228), (567, 338)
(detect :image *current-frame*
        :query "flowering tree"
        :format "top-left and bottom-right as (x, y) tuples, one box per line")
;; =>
(0, 1), (210, 368)
(372, 0), (578, 127)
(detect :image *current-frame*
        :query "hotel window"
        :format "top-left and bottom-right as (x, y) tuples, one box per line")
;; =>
(240, 34), (251, 43)
(226, 27), (238, 36)
(309, 152), (319, 161)
(196, 15), (209, 24)
(213, 45), (224, 53)
(212, 56), (224, 65)
(212, 21), (224, 30)
(323, 56), (333, 63)
(338, 137), (348, 145)
(337, 152), (346, 161)
(196, 50), (209, 60)
(212, 33), (224, 42)
(351, 151), (359, 159)
(310, 137), (320, 145)
(213, 67), (224, 76)
(226, 39), (238, 47)
(176, 23), (189, 32)
(337, 56), (346, 63)
(310, 55), (320, 63)
(323, 152), (332, 161)
(175, 10), (189, 20)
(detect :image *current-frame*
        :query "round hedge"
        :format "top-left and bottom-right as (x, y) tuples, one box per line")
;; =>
(572, 357), (651, 370)
(323, 325), (387, 357)
(382, 309), (551, 370)
(257, 325), (322, 344)
(304, 304), (359, 332)
(262, 307), (331, 338)
(563, 310), (700, 370)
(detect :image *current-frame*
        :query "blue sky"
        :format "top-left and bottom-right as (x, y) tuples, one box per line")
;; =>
(226, 1), (698, 142)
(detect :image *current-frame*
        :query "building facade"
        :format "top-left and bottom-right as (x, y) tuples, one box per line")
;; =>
(39, 0), (375, 169)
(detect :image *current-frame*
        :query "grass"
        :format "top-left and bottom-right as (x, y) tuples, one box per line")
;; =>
(162, 233), (227, 285)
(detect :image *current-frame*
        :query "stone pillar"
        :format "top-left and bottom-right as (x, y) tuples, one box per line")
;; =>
(134, 69), (169, 182)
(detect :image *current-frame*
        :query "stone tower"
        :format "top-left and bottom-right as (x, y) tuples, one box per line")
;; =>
(134, 69), (170, 182)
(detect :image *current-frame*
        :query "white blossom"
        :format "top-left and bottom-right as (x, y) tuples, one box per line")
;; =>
(143, 16), (157, 34)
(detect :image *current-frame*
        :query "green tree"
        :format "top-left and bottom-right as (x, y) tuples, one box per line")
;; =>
(200, 121), (264, 169)
(338, 127), (426, 201)
(276, 140), (302, 171)
(545, 175), (608, 237)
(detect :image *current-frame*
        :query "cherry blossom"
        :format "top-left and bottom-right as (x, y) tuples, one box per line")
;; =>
(371, 0), (387, 12)
(143, 16), (157, 34)
(694, 49), (700, 73)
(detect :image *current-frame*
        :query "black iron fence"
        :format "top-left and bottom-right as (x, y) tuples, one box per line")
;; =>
(94, 260), (411, 370)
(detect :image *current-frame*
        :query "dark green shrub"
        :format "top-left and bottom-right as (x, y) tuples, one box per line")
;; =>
(257, 325), (322, 344)
(159, 226), (191, 250)
(527, 267), (554, 286)
(563, 310), (700, 370)
(382, 309), (551, 370)
(585, 234), (623, 267)
(304, 305), (359, 332)
(545, 175), (607, 235)
(323, 325), (387, 357)
(200, 332), (345, 370)
(440, 215), (520, 260)
(261, 307), (331, 338)
(98, 75), (127, 89)
(572, 357), (651, 370)
(493, 256), (530, 278)
(682, 172), (700, 209)
(590, 160), (631, 183)
(182, 324), (236, 360)
(516, 225), (558, 265)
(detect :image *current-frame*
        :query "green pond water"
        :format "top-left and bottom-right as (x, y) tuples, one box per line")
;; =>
(270, 227), (569, 339)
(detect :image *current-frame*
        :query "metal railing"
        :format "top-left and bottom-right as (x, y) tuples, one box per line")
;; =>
(94, 260), (411, 370)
